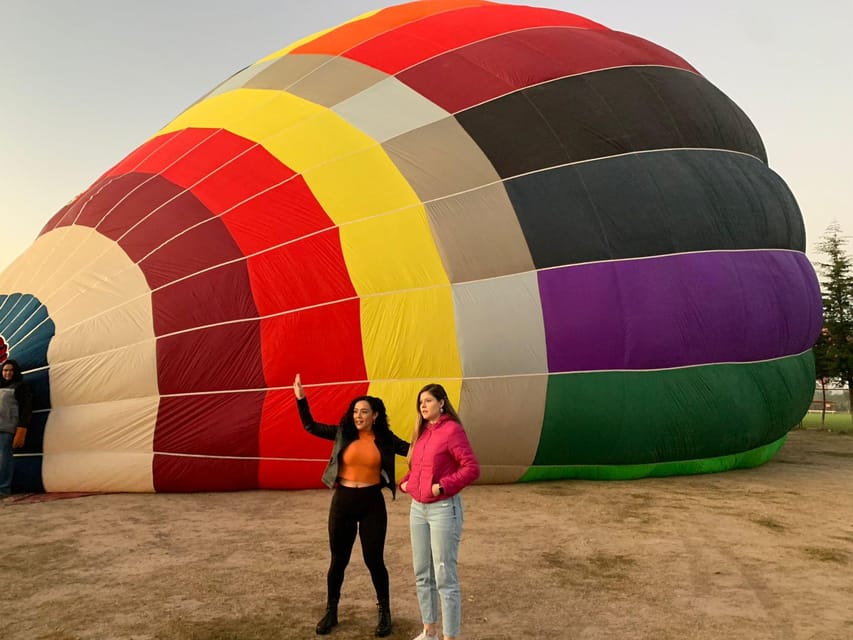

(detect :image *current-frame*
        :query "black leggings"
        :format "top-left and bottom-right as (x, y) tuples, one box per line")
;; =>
(326, 484), (389, 602)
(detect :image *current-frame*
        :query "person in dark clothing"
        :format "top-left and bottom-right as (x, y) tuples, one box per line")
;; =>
(0, 359), (32, 498)
(293, 373), (410, 637)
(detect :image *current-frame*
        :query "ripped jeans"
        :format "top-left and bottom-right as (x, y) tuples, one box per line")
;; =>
(410, 494), (464, 637)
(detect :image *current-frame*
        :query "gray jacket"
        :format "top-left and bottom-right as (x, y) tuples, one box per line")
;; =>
(0, 382), (31, 435)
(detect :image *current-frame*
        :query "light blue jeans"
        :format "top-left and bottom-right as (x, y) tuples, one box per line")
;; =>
(0, 431), (13, 496)
(410, 494), (464, 637)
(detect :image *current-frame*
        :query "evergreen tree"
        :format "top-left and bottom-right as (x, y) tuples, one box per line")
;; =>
(812, 328), (838, 425)
(814, 221), (853, 418)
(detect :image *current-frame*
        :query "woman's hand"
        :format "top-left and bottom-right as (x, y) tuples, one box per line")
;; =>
(431, 483), (441, 497)
(401, 481), (408, 493)
(12, 427), (26, 449)
(293, 373), (305, 400)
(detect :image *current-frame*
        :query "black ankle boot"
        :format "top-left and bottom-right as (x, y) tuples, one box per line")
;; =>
(375, 598), (392, 637)
(316, 599), (338, 635)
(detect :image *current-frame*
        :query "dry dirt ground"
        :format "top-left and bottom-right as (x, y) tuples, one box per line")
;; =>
(2, 429), (852, 640)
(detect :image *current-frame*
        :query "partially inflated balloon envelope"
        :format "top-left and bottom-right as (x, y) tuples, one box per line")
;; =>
(1, 0), (821, 492)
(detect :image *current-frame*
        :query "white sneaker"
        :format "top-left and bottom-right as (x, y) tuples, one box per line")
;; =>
(411, 630), (440, 640)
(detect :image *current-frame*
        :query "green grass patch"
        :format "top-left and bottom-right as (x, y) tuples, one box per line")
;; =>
(800, 412), (853, 432)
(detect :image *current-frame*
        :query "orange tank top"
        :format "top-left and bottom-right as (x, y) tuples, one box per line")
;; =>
(339, 431), (381, 484)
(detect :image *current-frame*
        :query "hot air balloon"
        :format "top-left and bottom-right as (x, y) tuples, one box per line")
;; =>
(0, 0), (821, 493)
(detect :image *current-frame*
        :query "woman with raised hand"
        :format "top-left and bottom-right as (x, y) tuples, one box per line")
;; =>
(293, 373), (409, 637)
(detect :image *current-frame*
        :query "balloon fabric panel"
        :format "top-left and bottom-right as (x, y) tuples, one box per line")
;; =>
(152, 261), (259, 335)
(422, 182), (535, 282)
(456, 67), (766, 179)
(245, 55), (389, 108)
(521, 437), (788, 481)
(106, 189), (215, 267)
(360, 288), (461, 380)
(460, 376), (548, 483)
(130, 129), (264, 191)
(397, 27), (696, 113)
(138, 204), (245, 289)
(153, 454), (259, 492)
(534, 352), (815, 467)
(505, 150), (804, 269)
(452, 273), (547, 377)
(538, 251), (821, 372)
(332, 77), (450, 144)
(156, 321), (264, 393)
(0, 296), (52, 368)
(155, 392), (264, 457)
(382, 116), (497, 199)
(247, 228), (356, 315)
(329, 4), (606, 75)
(260, 299), (366, 388)
(268, 0), (493, 62)
(43, 395), (158, 492)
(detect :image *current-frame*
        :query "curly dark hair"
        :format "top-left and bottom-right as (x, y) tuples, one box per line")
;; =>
(339, 395), (391, 441)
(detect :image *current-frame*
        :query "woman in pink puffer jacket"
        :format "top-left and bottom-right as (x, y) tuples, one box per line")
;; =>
(399, 384), (479, 640)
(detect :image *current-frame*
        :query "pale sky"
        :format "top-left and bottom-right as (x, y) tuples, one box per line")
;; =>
(2, 0), (851, 273)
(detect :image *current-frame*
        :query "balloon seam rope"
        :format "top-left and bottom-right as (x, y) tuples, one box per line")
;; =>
(530, 437), (786, 469)
(7, 344), (818, 396)
(458, 63), (704, 115)
(151, 452), (329, 462)
(154, 348), (818, 400)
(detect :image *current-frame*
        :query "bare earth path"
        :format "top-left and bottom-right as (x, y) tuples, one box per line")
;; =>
(2, 429), (852, 640)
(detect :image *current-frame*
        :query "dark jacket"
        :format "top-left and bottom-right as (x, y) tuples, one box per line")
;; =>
(298, 396), (409, 499)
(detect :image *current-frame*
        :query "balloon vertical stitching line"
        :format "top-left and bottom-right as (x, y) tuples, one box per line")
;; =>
(637, 68), (688, 147)
(0, 295), (26, 328)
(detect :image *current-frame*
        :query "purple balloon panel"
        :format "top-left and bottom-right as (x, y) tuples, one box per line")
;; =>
(538, 250), (821, 372)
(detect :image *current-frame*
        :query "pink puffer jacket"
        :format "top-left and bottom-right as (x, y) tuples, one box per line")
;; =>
(400, 415), (479, 503)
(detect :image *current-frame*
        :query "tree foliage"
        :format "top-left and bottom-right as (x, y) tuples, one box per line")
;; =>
(813, 221), (853, 415)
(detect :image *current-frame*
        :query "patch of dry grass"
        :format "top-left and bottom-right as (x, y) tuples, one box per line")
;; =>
(802, 547), (849, 563)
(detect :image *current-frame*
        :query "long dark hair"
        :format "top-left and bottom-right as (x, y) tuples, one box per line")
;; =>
(412, 383), (462, 444)
(339, 395), (391, 441)
(0, 359), (23, 387)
